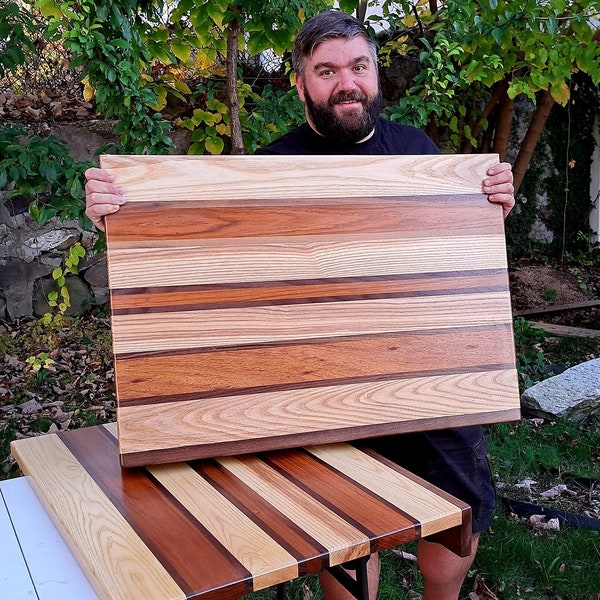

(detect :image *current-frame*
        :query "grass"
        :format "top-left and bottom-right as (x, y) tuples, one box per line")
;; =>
(1, 308), (600, 599)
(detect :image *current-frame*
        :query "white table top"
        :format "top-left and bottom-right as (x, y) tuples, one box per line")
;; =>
(0, 477), (98, 600)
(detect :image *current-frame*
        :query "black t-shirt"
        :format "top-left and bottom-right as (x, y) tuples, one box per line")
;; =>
(256, 118), (440, 156)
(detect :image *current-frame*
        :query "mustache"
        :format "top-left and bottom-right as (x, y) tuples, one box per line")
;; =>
(329, 91), (368, 106)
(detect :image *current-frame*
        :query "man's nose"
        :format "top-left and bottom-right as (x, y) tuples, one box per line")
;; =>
(336, 69), (358, 92)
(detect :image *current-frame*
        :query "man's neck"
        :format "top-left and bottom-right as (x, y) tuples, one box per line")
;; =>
(306, 119), (376, 144)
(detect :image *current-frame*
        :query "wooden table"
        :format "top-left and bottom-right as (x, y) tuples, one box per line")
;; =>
(10, 423), (471, 600)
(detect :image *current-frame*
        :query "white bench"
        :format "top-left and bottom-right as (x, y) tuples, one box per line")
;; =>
(0, 477), (98, 600)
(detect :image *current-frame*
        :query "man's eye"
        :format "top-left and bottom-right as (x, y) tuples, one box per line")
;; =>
(354, 65), (366, 72)
(320, 69), (334, 76)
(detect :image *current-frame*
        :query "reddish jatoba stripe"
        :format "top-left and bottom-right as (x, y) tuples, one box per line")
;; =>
(106, 196), (500, 242)
(110, 270), (509, 314)
(114, 326), (515, 405)
(57, 427), (253, 599)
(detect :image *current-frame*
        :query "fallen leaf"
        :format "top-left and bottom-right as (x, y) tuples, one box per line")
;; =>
(540, 484), (568, 499)
(392, 549), (417, 562)
(469, 574), (499, 599)
(302, 582), (313, 600)
(515, 478), (538, 492)
(19, 399), (43, 414)
(528, 515), (560, 531)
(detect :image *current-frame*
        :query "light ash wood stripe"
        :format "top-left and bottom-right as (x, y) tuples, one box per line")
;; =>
(106, 234), (507, 289)
(117, 369), (519, 454)
(146, 463), (298, 591)
(111, 292), (512, 354)
(10, 434), (186, 600)
(215, 454), (370, 567)
(100, 154), (498, 202)
(307, 444), (462, 537)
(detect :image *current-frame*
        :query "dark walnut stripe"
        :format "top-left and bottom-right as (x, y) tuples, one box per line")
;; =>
(110, 270), (509, 315)
(106, 195), (501, 242)
(114, 326), (515, 405)
(57, 427), (253, 599)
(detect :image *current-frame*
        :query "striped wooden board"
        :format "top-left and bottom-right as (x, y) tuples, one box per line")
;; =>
(101, 154), (520, 467)
(11, 424), (470, 600)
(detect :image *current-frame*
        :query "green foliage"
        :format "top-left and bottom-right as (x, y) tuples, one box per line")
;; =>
(177, 86), (231, 155)
(42, 242), (86, 319)
(513, 317), (551, 392)
(507, 74), (600, 259)
(36, 0), (174, 154)
(165, 0), (331, 154)
(544, 74), (600, 257)
(0, 1), (38, 78)
(386, 34), (484, 150)
(0, 124), (93, 225)
(380, 0), (600, 152)
(243, 85), (306, 153)
(442, 0), (600, 104)
(25, 352), (55, 376)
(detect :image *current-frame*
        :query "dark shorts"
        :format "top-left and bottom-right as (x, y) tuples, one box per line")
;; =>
(363, 426), (496, 533)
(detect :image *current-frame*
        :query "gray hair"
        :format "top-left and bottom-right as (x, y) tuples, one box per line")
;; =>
(291, 10), (378, 77)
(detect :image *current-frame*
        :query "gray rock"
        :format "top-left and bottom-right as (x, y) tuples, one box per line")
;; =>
(23, 229), (78, 253)
(32, 274), (92, 317)
(0, 257), (54, 319)
(521, 358), (600, 420)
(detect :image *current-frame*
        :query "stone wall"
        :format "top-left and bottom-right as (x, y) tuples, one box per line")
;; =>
(0, 190), (108, 320)
(0, 121), (118, 321)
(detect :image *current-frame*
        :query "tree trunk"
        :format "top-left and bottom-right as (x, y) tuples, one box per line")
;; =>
(226, 10), (245, 155)
(459, 80), (508, 154)
(512, 90), (555, 194)
(491, 94), (514, 162)
(429, 1), (438, 14)
(357, 1), (367, 22)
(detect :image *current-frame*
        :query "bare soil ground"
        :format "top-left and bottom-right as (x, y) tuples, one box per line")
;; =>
(509, 260), (600, 329)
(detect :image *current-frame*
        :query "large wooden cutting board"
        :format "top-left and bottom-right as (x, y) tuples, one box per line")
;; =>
(101, 154), (520, 467)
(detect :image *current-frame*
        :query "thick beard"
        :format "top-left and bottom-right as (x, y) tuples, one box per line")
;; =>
(304, 87), (383, 144)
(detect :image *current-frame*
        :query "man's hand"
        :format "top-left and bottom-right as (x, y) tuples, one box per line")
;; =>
(483, 162), (515, 219)
(85, 167), (126, 232)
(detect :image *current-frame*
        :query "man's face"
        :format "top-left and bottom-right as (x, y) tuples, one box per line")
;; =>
(296, 36), (382, 143)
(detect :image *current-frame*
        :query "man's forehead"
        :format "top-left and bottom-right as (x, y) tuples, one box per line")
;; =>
(308, 36), (372, 66)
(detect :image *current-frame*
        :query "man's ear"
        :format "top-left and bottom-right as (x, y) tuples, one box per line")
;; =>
(296, 74), (306, 103)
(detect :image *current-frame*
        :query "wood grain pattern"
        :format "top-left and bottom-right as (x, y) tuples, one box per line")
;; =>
(11, 425), (471, 599)
(100, 155), (520, 467)
(99, 154), (498, 202)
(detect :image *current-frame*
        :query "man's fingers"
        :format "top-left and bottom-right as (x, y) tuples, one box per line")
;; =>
(85, 167), (114, 183)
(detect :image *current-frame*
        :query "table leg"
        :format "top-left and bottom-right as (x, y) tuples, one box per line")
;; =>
(325, 556), (370, 600)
